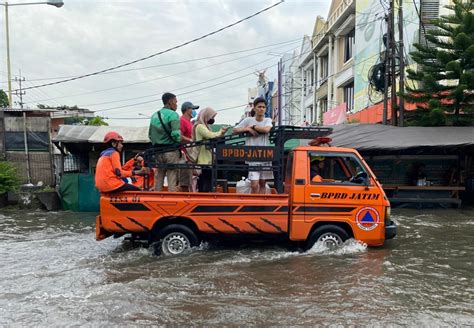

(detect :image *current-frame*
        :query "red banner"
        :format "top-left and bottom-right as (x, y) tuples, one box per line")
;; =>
(323, 103), (347, 125)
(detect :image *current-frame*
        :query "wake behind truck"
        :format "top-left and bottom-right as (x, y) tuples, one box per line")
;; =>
(96, 126), (397, 255)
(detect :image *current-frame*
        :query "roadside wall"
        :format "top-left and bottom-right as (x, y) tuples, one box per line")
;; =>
(3, 114), (54, 186)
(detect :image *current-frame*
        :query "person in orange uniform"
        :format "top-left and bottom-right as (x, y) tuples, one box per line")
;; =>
(122, 152), (155, 190)
(95, 131), (147, 193)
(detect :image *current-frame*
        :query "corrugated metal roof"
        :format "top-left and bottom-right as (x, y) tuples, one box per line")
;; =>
(299, 124), (474, 150)
(53, 125), (150, 143)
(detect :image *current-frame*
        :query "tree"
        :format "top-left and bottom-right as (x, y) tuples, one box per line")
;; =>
(0, 161), (20, 195)
(87, 116), (109, 126)
(0, 89), (9, 108)
(405, 0), (474, 126)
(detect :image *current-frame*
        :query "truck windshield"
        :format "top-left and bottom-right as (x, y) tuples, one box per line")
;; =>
(309, 152), (369, 185)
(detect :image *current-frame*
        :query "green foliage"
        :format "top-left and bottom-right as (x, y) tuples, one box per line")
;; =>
(63, 116), (108, 126)
(0, 89), (9, 108)
(404, 0), (474, 126)
(0, 161), (20, 194)
(87, 116), (109, 126)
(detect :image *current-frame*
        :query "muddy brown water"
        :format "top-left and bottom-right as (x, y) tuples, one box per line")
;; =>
(0, 208), (473, 326)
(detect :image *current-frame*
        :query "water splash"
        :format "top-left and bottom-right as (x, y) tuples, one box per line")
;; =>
(306, 238), (367, 256)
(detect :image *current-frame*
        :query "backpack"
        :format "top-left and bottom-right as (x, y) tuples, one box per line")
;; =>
(184, 145), (200, 164)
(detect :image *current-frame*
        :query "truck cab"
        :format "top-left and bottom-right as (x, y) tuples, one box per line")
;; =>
(287, 146), (395, 247)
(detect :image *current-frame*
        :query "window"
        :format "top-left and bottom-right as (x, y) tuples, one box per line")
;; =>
(344, 82), (354, 112)
(344, 29), (355, 62)
(320, 97), (328, 114)
(320, 56), (328, 82)
(307, 105), (314, 123)
(308, 152), (369, 185)
(304, 69), (314, 97)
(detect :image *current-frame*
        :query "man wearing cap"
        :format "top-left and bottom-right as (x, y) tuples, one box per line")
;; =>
(180, 101), (199, 143)
(179, 101), (199, 191)
(148, 92), (181, 192)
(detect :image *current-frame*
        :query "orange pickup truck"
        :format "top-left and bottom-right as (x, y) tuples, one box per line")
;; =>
(96, 126), (397, 255)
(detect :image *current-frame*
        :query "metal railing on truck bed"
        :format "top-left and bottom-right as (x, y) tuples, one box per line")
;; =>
(143, 125), (332, 193)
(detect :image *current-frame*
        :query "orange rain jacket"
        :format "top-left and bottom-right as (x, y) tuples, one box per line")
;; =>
(122, 158), (154, 189)
(95, 148), (133, 192)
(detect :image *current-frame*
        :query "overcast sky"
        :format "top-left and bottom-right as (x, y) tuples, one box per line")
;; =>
(0, 0), (329, 126)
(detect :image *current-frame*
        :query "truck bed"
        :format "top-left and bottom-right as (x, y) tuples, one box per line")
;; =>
(97, 191), (290, 240)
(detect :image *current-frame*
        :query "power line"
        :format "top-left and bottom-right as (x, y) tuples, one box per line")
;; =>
(106, 102), (249, 120)
(100, 50), (381, 116)
(23, 13), (384, 102)
(87, 54), (284, 108)
(24, 39), (301, 104)
(18, 38), (302, 84)
(94, 47), (309, 113)
(17, 1), (284, 92)
(24, 14), (385, 107)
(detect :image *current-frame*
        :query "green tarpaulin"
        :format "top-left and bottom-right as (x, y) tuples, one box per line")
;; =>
(59, 173), (100, 212)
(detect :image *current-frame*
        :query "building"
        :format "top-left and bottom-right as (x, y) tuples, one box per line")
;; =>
(348, 0), (452, 123)
(0, 108), (56, 186)
(292, 0), (456, 125)
(313, 0), (356, 125)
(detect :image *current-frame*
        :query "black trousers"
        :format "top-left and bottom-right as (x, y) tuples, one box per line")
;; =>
(111, 183), (141, 192)
(198, 169), (212, 192)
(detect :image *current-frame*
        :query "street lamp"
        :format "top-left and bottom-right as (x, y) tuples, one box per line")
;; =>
(138, 113), (150, 118)
(1, 0), (64, 108)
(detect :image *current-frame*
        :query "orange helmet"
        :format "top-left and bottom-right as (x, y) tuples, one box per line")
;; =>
(103, 131), (123, 143)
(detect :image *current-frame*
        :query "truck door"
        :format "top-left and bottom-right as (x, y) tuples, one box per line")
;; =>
(303, 151), (384, 226)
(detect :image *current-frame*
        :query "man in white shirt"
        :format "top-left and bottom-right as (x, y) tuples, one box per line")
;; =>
(233, 97), (273, 194)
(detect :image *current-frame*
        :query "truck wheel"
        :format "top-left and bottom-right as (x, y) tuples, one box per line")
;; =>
(306, 225), (349, 250)
(154, 224), (199, 256)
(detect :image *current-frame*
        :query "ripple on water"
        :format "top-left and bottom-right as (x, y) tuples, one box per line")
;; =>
(0, 208), (473, 326)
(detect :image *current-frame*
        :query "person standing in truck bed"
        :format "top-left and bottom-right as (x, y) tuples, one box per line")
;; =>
(193, 107), (228, 192)
(233, 97), (273, 194)
(148, 92), (181, 192)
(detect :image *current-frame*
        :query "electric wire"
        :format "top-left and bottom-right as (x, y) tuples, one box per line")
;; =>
(26, 15), (386, 104)
(17, 38), (302, 83)
(16, 1), (285, 92)
(25, 39), (301, 104)
(102, 52), (381, 116)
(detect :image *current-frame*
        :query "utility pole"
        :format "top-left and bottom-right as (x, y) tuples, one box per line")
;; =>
(398, 0), (405, 126)
(383, 12), (391, 125)
(14, 70), (26, 108)
(390, 0), (398, 126)
(277, 57), (282, 126)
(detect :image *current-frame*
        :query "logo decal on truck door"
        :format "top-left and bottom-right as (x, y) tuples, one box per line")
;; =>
(355, 207), (380, 231)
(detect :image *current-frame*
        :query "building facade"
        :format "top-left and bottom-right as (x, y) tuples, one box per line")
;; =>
(299, 35), (316, 125)
(288, 0), (453, 125)
(313, 0), (356, 125)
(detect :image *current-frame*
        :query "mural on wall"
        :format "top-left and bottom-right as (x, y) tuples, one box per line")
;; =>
(353, 0), (420, 112)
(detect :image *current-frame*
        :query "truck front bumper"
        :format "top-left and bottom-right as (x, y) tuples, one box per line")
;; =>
(385, 220), (398, 240)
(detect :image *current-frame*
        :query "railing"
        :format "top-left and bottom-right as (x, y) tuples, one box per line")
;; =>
(313, 0), (354, 48)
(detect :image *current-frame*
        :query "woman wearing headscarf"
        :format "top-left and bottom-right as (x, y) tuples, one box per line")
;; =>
(192, 107), (228, 192)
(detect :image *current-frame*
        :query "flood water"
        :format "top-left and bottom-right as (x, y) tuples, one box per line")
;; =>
(0, 208), (473, 326)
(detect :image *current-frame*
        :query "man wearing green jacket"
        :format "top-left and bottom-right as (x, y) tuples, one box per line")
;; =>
(149, 92), (181, 192)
